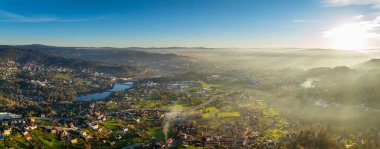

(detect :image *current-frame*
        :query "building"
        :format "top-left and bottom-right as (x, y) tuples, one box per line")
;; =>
(0, 112), (21, 120)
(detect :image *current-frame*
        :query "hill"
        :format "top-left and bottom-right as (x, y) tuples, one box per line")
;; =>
(354, 59), (380, 70)
(0, 47), (136, 76)
(0, 44), (195, 73)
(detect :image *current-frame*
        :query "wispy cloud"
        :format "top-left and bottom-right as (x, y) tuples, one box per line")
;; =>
(324, 0), (380, 7)
(293, 19), (324, 23)
(0, 9), (103, 23)
(354, 14), (364, 20)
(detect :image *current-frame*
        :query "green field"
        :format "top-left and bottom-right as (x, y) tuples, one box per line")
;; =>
(264, 128), (288, 140)
(54, 74), (98, 87)
(147, 128), (165, 141)
(134, 101), (161, 108)
(100, 121), (124, 130)
(201, 106), (240, 119)
(54, 74), (73, 80)
(202, 111), (241, 119)
(30, 130), (63, 148)
(202, 83), (219, 88)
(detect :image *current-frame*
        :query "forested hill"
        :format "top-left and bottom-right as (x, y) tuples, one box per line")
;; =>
(354, 59), (380, 70)
(0, 47), (136, 76)
(0, 44), (195, 72)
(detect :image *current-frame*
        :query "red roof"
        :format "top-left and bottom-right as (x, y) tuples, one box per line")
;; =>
(166, 138), (174, 143)
(24, 133), (31, 139)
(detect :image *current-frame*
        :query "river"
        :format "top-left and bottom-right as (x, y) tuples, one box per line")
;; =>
(75, 81), (134, 101)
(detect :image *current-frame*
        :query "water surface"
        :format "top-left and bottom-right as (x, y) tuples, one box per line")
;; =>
(76, 81), (133, 101)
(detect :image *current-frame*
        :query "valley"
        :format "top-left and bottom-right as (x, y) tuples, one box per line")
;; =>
(0, 45), (380, 148)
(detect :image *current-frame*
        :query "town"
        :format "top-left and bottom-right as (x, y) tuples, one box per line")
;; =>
(0, 74), (293, 148)
(1, 48), (380, 149)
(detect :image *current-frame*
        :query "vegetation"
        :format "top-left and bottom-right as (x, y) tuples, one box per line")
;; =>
(2, 46), (380, 148)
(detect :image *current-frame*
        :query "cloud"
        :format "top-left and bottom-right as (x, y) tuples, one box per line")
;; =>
(323, 15), (380, 39)
(354, 14), (364, 20)
(321, 15), (380, 50)
(324, 0), (380, 7)
(0, 9), (103, 23)
(293, 19), (324, 23)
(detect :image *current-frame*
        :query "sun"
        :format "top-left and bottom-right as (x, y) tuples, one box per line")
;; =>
(324, 23), (373, 51)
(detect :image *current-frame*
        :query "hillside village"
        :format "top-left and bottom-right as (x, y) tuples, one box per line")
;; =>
(1, 47), (380, 148)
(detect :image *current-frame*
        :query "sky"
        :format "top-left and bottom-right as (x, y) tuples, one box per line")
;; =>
(1, 0), (380, 49)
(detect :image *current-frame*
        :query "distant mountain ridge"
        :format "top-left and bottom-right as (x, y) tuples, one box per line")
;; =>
(0, 47), (136, 76)
(0, 44), (195, 73)
(354, 59), (380, 70)
(0, 44), (213, 50)
(0, 44), (189, 61)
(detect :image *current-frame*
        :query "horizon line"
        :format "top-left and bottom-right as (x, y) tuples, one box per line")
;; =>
(2, 43), (376, 51)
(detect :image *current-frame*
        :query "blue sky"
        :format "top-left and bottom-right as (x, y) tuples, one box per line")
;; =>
(0, 0), (379, 48)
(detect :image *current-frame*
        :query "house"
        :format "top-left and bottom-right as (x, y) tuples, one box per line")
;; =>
(0, 112), (21, 120)
(251, 131), (260, 137)
(30, 118), (35, 123)
(97, 115), (107, 121)
(91, 124), (99, 130)
(3, 128), (12, 136)
(51, 129), (57, 134)
(69, 122), (75, 128)
(27, 125), (37, 130)
(211, 75), (220, 78)
(80, 131), (88, 137)
(110, 141), (116, 146)
(345, 144), (356, 148)
(88, 123), (99, 130)
(80, 131), (92, 140)
(167, 138), (174, 144)
(202, 132), (221, 147)
(62, 130), (69, 136)
(23, 132), (32, 140)
(123, 127), (129, 133)
(266, 140), (276, 148)
(221, 136), (234, 146)
(71, 139), (78, 144)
